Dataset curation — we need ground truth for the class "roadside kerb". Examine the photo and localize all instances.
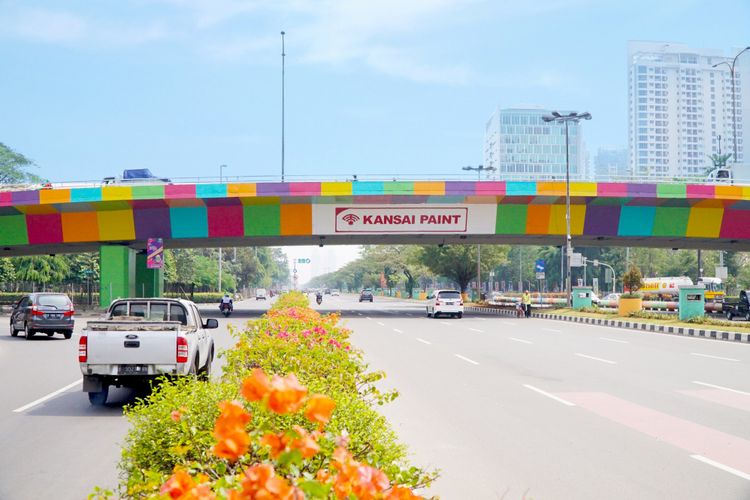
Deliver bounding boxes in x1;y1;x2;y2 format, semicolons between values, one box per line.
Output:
464;306;750;343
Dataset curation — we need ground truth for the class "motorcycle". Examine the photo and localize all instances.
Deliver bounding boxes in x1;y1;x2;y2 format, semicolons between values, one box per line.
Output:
220;302;233;317
316;295;323;305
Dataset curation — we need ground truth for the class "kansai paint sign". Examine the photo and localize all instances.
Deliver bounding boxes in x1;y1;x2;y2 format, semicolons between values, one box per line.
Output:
334;207;468;233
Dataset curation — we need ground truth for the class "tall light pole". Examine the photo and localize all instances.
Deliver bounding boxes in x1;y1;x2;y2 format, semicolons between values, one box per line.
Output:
713;46;750;165
542;111;592;307
462;165;496;300
218;164;227;292
280;31;287;182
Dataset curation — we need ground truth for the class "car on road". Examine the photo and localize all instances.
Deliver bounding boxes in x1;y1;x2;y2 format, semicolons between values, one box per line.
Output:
255;288;267;300
331;289;340;296
602;293;621;302
359;289;374;302
79;298;217;405
10;293;75;340
426;289;464;318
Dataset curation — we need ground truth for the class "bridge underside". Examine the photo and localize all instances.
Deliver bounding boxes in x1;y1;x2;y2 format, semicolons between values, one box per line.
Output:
4;233;749;258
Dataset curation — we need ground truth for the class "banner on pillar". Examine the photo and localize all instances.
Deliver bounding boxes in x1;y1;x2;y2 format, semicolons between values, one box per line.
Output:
147;238;164;269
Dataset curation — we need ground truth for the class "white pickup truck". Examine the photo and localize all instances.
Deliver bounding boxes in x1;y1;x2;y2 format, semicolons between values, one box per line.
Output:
79;298;217;405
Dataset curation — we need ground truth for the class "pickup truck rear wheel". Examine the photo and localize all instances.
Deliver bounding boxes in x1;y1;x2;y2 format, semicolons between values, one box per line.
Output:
88;386;109;406
745;312;750;322
199;349;214;381
726;311;733;320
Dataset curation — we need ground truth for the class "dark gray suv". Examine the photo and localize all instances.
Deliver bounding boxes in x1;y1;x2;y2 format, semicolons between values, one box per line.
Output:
10;293;75;340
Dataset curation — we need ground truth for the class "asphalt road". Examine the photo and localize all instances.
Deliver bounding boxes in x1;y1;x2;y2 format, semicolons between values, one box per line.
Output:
0;294;749;499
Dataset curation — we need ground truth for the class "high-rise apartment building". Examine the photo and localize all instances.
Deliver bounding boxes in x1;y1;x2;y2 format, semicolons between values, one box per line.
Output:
483;107;584;180
594;147;628;179
627;41;748;178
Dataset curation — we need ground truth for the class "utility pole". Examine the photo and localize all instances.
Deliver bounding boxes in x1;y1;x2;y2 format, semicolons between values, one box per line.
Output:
461;164;496;301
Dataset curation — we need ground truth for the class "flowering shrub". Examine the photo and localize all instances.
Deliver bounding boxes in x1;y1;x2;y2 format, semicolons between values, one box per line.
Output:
111;293;436;499
154;368;422;499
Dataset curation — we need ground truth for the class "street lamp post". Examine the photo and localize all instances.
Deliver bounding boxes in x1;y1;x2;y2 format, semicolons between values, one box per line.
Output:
542;112;592;307
281;31;286;182
461;165;496;301
218;164;227;292
713;47;750;165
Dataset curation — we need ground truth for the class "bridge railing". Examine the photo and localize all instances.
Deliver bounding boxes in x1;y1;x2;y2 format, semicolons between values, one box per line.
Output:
1;172;749;192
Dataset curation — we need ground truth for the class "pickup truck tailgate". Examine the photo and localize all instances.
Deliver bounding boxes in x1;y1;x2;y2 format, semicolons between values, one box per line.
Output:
85;321;180;365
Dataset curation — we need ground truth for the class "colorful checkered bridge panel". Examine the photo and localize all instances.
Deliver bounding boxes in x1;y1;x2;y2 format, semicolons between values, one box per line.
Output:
1;181;750;248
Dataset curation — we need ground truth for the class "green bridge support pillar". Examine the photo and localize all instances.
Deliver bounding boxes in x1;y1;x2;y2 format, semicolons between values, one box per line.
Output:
99;246;136;307
135;252;164;298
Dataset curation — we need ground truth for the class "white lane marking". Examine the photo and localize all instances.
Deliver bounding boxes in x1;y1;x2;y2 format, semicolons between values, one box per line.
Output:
690;455;750;481
365;317;372;320
692;381;750;396
455;354;479;365
575;353;617;365
440;321;452;326
474;318;487;321
690;353;739;362
393;328;404;334
600;337;629;344
523;384;576;407
542;328;561;333
509;337;533;344
376;321;385;326
14;379;82;413
357;313;363;316
416;337;432;345
501;321;518;326
468;328;484;333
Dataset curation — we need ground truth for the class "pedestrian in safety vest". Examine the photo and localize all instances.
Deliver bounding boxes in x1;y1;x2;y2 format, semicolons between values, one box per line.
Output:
522;290;532;318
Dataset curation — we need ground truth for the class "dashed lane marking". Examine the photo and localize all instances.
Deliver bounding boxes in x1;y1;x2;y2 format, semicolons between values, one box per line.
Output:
691;353;739;362
509;337;533;344
454;354;479;365
523;384;576;407
575;353;617;365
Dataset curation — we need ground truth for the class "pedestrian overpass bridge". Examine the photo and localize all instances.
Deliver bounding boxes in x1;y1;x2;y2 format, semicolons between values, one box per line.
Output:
1;179;748;304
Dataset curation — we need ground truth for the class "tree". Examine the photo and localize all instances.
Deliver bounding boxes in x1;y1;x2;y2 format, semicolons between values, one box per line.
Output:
418;244;509;293
622;265;644;295
0;258;15;283
0;142;43;184
13;256;70;286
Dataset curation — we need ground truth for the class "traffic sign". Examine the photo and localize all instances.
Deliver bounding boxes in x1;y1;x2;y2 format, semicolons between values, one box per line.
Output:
535;259;545;273
570;253;584;267
535;272;545;280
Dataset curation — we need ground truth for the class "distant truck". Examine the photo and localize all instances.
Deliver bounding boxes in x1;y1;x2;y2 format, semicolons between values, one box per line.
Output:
103;168;171;185
640;276;725;302
722;290;750;321
79;298;217;406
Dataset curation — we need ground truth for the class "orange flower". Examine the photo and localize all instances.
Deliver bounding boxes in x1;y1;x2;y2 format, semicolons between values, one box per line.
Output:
315;469;332;484
171;410;182;422
212;401;252;461
384;485;423;500
239;463;299;499
261;432;285;458
304;394;336;426
160;469;216;500
261;426;320;460
266;373;308;414
351;465;389;499
288;425;320;459
161;469;196;498
241;368;272;402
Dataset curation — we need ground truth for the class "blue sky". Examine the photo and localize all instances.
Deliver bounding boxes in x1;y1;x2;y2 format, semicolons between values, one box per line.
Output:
1;0;749;183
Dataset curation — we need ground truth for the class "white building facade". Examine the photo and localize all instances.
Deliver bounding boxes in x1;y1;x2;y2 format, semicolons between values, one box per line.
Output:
483;107;585;180
627;41;748;179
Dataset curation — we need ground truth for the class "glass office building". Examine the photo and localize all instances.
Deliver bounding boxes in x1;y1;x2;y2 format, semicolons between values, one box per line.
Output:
483;107;584;180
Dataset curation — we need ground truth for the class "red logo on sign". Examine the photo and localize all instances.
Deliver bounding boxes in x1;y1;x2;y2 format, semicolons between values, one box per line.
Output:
342;213;360;225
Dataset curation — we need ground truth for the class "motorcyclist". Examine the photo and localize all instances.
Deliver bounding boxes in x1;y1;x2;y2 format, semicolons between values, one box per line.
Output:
220;293;233;312
315;291;323;304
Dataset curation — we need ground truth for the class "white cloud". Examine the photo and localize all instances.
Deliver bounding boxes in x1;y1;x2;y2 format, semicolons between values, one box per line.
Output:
1;6;167;47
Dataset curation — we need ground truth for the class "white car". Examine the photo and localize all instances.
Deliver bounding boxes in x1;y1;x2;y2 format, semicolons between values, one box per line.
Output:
255;288;267;300
331;289;340;296
426;290;464;319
